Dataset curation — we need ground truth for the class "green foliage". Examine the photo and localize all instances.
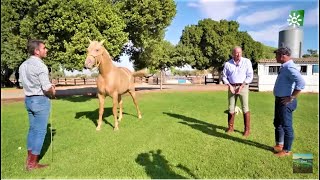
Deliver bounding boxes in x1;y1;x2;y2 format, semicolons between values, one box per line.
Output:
137;40;176;70
51;70;65;79
261;45;277;59
302;49;319;58
118;0;176;69
91;72;99;78
1;0;128;72
178;19;265;70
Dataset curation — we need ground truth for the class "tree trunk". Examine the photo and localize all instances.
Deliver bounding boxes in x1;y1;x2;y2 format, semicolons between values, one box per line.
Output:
218;70;223;84
160;70;163;90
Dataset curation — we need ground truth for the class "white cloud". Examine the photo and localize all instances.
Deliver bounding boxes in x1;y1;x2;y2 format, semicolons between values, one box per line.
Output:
304;7;319;26
198;0;238;20
237;6;292;25
187;2;200;8
247;23;288;47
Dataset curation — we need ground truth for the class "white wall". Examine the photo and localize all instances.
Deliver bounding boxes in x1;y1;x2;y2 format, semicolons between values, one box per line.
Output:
257;64;319;93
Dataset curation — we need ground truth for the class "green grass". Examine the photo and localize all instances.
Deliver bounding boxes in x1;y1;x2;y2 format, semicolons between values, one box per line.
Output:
1;91;318;179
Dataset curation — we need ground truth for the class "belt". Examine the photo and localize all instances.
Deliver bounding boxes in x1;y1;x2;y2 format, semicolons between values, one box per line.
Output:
276;96;289;99
230;83;243;86
26;95;45;97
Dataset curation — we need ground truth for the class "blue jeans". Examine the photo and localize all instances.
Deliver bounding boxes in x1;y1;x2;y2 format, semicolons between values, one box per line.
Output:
273;97;297;152
25;96;51;155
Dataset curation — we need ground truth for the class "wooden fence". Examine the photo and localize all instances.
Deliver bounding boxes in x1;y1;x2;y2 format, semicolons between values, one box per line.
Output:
52;78;97;86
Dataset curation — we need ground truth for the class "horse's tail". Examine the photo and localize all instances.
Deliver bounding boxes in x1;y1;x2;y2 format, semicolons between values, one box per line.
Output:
132;68;148;77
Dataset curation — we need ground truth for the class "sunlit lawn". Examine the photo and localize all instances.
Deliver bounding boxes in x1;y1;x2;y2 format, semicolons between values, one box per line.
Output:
1;91;318;179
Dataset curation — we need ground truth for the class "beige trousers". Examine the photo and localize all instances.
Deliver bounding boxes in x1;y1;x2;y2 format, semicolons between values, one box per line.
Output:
228;84;250;114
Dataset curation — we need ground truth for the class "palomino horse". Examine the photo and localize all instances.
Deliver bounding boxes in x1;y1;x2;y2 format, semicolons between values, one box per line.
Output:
84;40;145;131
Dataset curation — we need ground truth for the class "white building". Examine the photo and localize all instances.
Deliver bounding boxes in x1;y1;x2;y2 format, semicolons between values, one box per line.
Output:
257;57;319;93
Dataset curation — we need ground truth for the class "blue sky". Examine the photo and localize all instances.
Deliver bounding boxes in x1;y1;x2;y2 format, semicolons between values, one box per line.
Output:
75;0;319;74
165;0;319;53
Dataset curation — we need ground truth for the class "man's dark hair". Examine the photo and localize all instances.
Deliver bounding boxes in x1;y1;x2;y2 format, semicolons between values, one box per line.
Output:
273;47;291;56
27;39;45;55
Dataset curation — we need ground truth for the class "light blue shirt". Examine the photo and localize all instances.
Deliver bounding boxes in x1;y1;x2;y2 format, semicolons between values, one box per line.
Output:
222;57;253;84
273;60;305;97
19;56;52;96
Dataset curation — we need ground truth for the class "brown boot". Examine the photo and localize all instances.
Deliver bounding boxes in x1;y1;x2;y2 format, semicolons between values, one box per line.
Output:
243;111;250;137
26;153;49;171
25;150;32;169
225;113;235;133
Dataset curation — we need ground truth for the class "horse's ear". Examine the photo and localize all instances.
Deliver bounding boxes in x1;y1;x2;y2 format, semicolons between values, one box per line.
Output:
99;40;105;45
87;38;92;44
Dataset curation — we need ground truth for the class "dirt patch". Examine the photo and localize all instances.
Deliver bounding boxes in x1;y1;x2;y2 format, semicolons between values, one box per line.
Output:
1;84;228;104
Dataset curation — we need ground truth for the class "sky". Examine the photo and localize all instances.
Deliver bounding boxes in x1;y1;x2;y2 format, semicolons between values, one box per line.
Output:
166;0;318;50
68;0;319;75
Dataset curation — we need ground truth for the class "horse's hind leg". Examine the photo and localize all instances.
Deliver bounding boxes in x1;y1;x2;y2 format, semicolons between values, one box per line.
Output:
96;93;105;131
129;90;142;119
112;94;119;131
118;95;123;122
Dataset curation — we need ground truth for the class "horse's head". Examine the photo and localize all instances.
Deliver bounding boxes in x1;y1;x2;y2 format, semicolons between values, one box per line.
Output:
85;39;105;69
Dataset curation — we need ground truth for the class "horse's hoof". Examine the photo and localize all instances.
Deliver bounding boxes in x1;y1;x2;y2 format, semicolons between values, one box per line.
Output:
96;127;101;131
138;115;142;119
114;127;119;131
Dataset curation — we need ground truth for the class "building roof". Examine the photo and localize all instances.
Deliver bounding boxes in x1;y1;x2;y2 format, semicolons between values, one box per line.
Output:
258;57;319;64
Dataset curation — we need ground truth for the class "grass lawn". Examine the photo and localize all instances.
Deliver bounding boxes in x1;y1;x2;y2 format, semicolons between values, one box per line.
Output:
1;91;318;179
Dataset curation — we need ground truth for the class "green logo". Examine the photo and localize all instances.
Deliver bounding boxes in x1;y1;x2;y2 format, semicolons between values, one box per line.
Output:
287;10;304;27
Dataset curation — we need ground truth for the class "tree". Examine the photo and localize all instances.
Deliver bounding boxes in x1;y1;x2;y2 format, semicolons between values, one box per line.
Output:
179;19;264;73
1;0;128;87
302;49;319;57
140;40;176;89
117;0;176;69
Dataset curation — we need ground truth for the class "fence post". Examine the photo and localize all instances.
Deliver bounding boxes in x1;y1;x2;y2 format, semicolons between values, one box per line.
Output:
65;78;67;85
74;79;76;85
205;76;207;85
84;78;86;85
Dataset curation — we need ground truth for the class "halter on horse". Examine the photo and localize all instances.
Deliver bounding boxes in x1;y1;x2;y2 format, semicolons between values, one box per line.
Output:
85;40;145;131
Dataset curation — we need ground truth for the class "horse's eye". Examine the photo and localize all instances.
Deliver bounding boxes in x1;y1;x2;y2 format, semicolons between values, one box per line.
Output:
96;49;99;52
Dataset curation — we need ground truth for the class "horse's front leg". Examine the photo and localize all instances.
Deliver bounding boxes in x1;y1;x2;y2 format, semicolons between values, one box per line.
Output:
118;95;123;122
96;93;105;131
112;94;119;131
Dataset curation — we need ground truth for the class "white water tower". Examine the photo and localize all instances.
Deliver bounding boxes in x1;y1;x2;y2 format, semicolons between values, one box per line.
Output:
278;25;303;58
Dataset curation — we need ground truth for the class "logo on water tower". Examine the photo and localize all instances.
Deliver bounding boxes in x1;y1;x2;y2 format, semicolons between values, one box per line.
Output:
287;10;304;27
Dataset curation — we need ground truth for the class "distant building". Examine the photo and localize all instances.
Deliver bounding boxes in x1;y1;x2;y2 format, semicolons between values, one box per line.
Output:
257;57;319;93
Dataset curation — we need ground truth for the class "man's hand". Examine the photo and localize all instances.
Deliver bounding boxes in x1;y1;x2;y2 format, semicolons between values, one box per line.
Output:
281;96;294;105
44;85;56;99
229;85;235;94
51;84;56;98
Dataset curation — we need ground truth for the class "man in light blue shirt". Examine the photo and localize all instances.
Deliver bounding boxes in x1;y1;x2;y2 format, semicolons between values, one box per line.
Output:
222;46;253;137
272;47;305;157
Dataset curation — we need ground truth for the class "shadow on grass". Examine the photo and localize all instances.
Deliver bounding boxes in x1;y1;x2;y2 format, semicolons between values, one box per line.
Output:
74;108;114;128
163;112;273;152
136;149;198;179
55;94;96;103
39;123;56;161
74;107;138;129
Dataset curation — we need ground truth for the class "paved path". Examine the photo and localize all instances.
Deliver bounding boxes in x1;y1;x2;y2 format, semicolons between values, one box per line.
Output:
1;84;228;103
